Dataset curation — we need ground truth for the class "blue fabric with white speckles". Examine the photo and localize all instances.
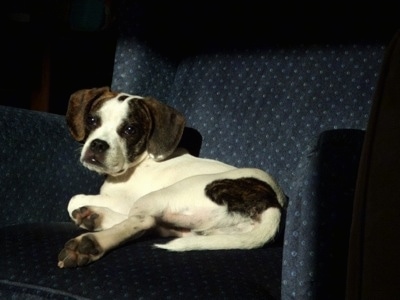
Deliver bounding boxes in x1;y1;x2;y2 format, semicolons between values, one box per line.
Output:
0;223;283;299
112;33;384;299
0;106;103;227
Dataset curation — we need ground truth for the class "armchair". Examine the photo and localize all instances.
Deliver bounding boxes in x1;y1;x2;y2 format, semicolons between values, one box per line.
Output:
1;1;399;299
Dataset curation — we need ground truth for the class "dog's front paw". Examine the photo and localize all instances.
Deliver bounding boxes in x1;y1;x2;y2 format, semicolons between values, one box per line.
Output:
57;234;104;268
72;206;102;231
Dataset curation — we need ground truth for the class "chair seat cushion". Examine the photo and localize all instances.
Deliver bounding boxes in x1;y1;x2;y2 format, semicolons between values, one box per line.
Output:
1;223;283;299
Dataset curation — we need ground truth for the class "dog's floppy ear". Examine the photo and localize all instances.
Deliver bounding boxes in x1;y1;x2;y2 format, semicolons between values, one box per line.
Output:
141;97;186;161
66;86;115;142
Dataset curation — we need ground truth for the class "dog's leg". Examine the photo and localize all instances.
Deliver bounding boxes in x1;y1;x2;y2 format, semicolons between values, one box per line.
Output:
68;194;131;231
71;206;128;231
154;207;281;251
58;214;155;268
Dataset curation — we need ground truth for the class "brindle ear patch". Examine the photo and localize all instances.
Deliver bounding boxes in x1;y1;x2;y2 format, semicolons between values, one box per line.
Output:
66;87;117;142
140;98;186;160
205;177;281;221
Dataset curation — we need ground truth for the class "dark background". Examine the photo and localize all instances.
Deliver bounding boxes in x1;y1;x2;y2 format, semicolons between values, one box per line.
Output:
1;0;400;115
0;0;119;115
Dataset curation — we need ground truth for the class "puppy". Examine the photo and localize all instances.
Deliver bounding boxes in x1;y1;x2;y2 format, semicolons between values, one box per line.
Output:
57;87;286;268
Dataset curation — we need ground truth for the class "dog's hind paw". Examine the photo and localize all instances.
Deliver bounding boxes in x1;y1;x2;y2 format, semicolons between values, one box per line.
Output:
57;234;104;268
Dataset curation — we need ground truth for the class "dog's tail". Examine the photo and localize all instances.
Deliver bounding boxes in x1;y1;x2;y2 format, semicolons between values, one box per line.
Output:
153;207;281;251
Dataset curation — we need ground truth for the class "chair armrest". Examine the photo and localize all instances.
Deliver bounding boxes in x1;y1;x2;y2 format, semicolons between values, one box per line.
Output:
0;106;102;227
282;129;365;299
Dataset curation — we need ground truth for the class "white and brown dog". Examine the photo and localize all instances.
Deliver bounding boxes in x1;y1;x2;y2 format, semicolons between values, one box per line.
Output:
57;87;286;268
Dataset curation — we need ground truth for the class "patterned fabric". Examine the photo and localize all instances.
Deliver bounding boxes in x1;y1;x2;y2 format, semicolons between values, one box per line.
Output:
0;106;103;227
114;44;383;177
0;223;282;299
112;37;178;100
283;129;365;299
112;38;384;299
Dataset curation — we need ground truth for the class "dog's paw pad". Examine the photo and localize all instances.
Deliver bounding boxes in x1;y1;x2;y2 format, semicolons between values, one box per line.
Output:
58;234;103;268
82;213;100;230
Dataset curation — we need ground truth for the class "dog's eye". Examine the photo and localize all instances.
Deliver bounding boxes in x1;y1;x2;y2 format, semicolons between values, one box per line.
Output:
86;115;98;128
123;125;136;136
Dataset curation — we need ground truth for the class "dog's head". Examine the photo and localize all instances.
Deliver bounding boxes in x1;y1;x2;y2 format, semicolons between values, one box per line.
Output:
66;87;186;176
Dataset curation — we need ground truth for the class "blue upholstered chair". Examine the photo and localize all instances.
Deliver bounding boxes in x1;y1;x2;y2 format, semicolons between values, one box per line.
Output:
1;1;398;299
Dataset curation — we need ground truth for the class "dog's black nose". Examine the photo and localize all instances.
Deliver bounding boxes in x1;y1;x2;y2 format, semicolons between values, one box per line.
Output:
90;139;110;153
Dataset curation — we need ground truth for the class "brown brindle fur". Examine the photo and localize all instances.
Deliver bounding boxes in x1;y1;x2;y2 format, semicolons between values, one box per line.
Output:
205;177;282;221
66;87;118;142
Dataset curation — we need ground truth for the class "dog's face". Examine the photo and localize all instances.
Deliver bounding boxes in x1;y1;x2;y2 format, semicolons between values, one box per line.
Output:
66;87;185;176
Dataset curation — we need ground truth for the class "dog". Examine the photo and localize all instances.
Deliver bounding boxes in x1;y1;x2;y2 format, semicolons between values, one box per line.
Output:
57;86;286;268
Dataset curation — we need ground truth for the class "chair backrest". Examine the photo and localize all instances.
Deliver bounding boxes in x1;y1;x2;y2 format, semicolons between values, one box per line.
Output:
110;2;388;298
113;40;384;194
